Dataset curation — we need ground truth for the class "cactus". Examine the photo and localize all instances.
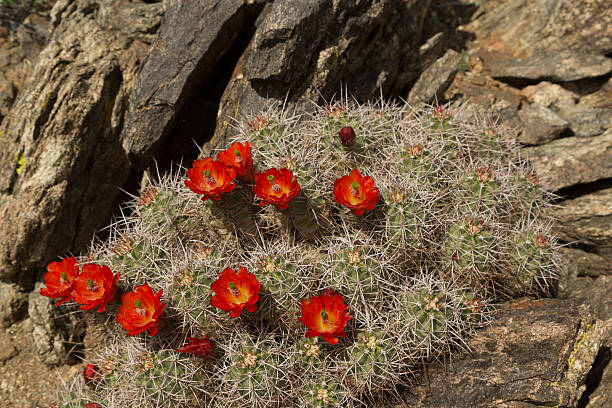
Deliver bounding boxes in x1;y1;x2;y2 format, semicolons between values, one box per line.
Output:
44;100;562;408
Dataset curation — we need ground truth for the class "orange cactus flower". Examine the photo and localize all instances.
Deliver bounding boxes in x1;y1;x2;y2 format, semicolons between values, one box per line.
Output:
177;335;214;358
298;292;352;345
71;264;119;312
210;267;260;317
40;257;80;306
252;168;300;210
116;283;165;336
217;141;254;183
333;169;380;216
185;157;237;201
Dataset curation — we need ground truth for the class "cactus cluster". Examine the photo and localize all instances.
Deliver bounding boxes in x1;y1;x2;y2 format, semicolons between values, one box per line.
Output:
45;99;561;407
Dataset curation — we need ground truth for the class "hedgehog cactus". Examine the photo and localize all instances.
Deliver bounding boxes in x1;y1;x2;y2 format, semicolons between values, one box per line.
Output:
42;99;561;407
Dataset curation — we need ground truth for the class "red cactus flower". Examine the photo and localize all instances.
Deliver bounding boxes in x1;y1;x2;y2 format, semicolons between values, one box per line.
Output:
217;141;254;183
298;292;352;345
338;126;356;146
71;264;119;312
85;404;102;408
83;364;102;386
252;168;300;210
116;283;165;336
210;267;260;318
177;335;214;358
185;157;237;201
333;169;380;216
40;257;80;306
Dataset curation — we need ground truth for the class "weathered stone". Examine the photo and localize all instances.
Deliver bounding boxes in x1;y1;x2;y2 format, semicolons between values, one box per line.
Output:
521;81;612;138
209;0;430;152
560;248;610;278
518;103;568;145
401;298;610;408
0;282;27;328
408;49;461;107
464;0;612;81
585;341;612;408
121;0;263;167
0;0;163;287
561;276;612;321
480;48;612;82
523;129;612;192
0;332;17;365
554;188;612;260
27;282;84;366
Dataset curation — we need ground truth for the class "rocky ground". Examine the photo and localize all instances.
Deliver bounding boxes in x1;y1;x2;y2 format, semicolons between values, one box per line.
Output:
0;0;611;407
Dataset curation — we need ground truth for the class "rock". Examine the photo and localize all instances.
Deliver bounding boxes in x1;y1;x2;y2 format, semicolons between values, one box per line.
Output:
0;332;17;365
27;282;84;366
554;188;612;260
0;0;163;287
561;248;610;278
518;103;568;145
480;48;612;82
209;0;430;152
585;343;612;408
463;0;612;81
407;49;461;107
521;81;612;138
523;128;612;192
401;298;611;408
561;276;612;321
123;0;431;164
0;282;27;328
121;0;265;167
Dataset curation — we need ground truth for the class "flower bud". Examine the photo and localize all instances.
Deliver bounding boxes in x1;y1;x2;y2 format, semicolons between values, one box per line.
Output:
338;126;356;146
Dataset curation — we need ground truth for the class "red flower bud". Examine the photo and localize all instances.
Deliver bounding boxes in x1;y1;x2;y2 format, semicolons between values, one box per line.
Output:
338;126;356;146
185;157;237;201
83;364;102;386
116;283;165;336
333;169;380;216
177;335;214;359
210;267;260;318
40;257;80;306
252;168;300;210
298;293;352;345
71;264;119;313
85;404;102;408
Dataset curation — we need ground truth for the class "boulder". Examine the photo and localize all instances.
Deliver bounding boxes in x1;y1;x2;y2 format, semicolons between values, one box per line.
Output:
0;282;27;328
0;0;163;287
407;49;461;107
518;103;568;145
523;129;612;192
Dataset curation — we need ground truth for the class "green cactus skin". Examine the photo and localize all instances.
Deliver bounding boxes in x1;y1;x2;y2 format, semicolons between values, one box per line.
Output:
225;341;288;405
299;376;348;408
134;350;200;407
401;289;452;347
343;329;398;392
455;167;500;215
507;231;551;295
441;217;494;282
294;336;326;371
256;255;307;317
327;246;381;303
383;190;424;260
399;144;438;185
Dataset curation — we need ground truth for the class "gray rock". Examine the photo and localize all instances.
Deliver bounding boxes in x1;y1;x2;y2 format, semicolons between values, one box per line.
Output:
0;0;163;286
408;49;461;107
560;248;610;278
27;282;84;366
521;80;612;138
401;298;611;408
523;128;612;192
518;103;569;145
554;188;612;260
481;49;612;82
123;0;431;163
209;0;430;152
0;282;27;327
